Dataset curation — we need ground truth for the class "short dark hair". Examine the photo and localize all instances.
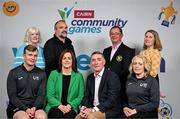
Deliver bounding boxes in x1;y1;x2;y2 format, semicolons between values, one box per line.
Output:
54;20;66;30
23;45;38;54
58;49;77;72
90;51;105;60
110;26;123;35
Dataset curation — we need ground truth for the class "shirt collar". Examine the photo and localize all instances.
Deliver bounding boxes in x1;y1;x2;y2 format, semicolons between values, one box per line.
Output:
94;67;105;78
112;42;121;49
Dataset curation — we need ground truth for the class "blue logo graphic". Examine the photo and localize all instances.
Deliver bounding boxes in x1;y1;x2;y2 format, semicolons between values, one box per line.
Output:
58;1;77;20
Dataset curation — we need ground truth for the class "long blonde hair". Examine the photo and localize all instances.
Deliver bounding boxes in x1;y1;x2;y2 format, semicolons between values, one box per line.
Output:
129;55;151;78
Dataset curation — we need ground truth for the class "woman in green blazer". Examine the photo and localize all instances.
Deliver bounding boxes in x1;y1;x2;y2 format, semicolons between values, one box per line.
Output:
45;49;84;118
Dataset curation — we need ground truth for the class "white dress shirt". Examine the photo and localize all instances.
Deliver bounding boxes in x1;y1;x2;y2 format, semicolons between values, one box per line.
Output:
93;67;105;111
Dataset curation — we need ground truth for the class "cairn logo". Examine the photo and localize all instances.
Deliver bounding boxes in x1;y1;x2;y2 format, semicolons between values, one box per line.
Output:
158;1;178;27
3;0;20;16
58;1;77;20
159;92;173;119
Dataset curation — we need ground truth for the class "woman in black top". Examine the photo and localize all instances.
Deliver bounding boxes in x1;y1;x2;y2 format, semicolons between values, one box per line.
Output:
123;55;160;119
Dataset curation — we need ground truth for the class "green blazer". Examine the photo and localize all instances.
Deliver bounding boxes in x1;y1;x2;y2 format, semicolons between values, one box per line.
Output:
45;70;84;114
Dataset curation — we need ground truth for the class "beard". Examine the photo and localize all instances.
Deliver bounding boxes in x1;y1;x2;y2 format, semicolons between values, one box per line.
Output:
59;31;67;39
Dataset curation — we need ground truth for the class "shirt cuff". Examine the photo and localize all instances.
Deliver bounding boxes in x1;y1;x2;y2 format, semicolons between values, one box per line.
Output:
93;106;100;112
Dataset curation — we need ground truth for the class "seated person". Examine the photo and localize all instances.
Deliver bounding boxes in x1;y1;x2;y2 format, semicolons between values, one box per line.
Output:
45;49;84;118
123;55;160;119
75;51;121;119
6;45;47;119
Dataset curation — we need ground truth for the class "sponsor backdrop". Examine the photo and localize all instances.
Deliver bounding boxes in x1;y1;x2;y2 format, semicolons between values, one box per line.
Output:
1;0;179;118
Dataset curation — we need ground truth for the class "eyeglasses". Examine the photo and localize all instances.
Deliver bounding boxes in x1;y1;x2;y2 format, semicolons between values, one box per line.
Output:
110;33;121;36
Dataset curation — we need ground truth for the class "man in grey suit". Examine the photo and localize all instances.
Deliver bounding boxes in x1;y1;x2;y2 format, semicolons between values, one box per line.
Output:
75;51;121;119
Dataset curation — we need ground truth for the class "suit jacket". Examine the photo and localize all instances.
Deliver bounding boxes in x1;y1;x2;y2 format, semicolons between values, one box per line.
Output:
81;69;121;118
45;70;84;114
103;43;135;101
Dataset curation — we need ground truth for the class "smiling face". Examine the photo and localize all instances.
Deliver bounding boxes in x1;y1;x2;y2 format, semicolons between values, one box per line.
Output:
90;53;105;74
55;21;68;39
110;27;123;45
144;32;155;49
3;1;20;16
132;57;145;76
23;49;38;67
29;31;40;45
62;52;73;69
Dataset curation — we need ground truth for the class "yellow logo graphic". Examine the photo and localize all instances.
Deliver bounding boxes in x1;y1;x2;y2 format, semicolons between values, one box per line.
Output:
158;1;178;27
3;0;20;16
116;55;123;62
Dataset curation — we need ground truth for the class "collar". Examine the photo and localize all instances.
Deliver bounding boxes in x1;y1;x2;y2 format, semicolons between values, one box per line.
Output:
112;42;121;49
94;67;105;78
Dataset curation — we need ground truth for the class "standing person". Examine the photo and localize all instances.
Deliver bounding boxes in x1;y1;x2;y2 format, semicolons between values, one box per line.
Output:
14;27;45;69
103;26;135;104
6;45;47;119
139;29;162;80
123;55;159;119
75;51;121;119
43;20;76;78
45;49;84;118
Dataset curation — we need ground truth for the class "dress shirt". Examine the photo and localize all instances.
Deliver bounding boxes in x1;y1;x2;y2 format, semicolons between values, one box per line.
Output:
93;67;105;111
110;42;121;61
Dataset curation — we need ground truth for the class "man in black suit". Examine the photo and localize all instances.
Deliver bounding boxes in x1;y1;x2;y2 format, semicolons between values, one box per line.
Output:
103;26;135;105
75;51;121;119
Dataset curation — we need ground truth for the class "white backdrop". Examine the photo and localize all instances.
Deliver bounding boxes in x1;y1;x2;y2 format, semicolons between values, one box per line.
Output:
1;0;180;118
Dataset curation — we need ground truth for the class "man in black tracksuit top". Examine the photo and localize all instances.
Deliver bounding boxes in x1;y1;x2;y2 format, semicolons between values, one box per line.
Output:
6;45;47;119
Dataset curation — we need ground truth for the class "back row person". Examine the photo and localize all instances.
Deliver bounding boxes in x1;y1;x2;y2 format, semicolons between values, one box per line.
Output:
14;27;45;69
139;29;162;81
103;26;135;108
43;20;76;78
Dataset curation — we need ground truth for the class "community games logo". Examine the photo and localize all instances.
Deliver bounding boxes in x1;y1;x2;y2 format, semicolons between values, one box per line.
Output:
57;2;128;34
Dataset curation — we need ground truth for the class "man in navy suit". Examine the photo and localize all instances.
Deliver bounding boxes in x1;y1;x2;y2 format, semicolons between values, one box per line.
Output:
103;26;135;106
75;51;121;119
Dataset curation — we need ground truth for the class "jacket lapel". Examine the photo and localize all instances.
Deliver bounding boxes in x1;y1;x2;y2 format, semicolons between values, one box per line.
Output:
110;43;124;64
98;69;107;97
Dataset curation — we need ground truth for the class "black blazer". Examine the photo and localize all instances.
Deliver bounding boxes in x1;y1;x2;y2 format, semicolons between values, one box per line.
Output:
81;69;121;118
103;43;135;101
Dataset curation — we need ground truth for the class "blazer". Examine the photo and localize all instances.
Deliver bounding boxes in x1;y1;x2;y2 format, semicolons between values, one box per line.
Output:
103;43;135;101
45;70;84;114
81;69;121;118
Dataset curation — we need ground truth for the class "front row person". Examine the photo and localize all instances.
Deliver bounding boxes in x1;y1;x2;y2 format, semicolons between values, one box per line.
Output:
123;55;160;119
6;45;47;119
45;49;84;118
75;51;121;119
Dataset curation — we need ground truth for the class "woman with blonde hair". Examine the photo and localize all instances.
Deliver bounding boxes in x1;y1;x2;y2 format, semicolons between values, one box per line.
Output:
123;55;159;119
14;27;45;69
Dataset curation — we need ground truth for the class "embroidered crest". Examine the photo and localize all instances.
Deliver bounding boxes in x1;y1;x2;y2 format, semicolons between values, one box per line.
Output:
116;55;123;62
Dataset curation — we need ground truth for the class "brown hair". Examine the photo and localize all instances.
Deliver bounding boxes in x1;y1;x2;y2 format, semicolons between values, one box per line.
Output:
23;45;38;54
143;29;162;51
58;49;77;72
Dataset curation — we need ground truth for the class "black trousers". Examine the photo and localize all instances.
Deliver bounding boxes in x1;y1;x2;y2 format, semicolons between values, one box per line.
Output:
48;106;76;119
